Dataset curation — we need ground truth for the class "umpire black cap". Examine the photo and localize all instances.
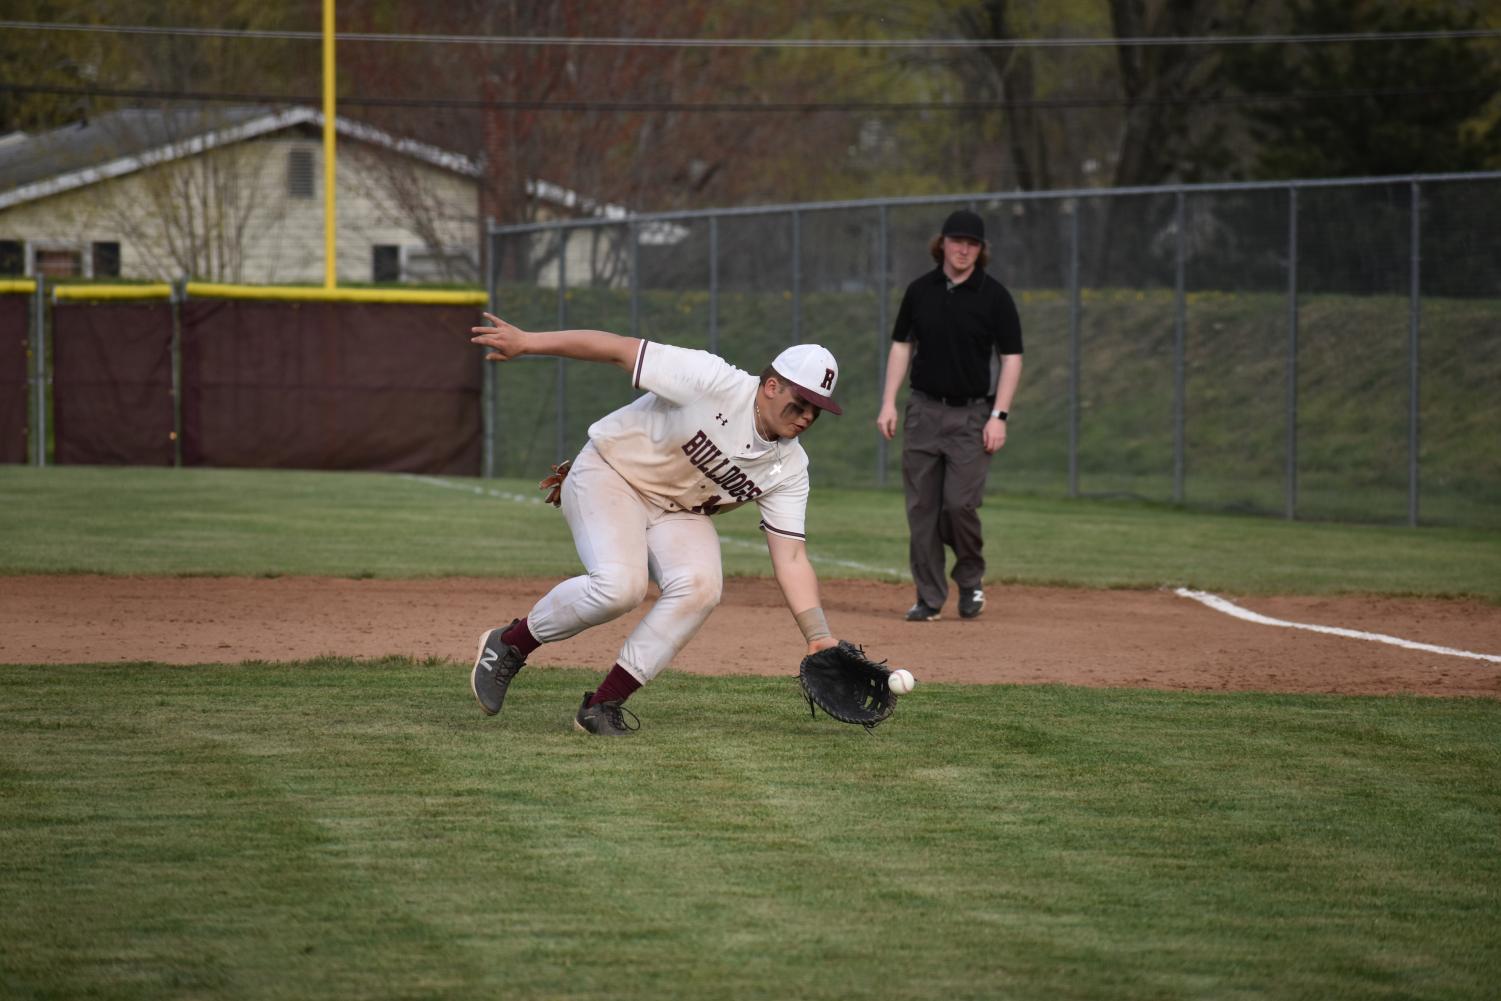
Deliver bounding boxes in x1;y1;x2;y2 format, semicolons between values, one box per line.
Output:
941;209;986;243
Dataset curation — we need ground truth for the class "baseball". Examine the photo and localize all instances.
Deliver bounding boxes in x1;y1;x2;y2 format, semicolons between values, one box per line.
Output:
888;669;916;695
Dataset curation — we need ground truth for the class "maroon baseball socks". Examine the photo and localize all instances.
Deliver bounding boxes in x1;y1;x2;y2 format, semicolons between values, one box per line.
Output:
499;619;639;710
500;618;541;659
589;665;641;706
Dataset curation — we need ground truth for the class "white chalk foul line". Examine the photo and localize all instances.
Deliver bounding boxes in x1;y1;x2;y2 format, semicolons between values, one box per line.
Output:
713;533;905;577
1174;587;1501;664
404;473;546;507
403;474;907;578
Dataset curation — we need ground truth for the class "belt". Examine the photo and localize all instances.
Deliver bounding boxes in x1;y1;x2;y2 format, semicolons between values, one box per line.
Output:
914;389;994;408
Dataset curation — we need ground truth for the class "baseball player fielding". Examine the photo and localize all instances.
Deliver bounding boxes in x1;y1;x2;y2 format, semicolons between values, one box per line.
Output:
466;312;850;736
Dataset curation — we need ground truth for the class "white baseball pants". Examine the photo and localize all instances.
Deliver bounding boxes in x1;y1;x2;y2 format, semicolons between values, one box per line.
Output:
524;444;723;683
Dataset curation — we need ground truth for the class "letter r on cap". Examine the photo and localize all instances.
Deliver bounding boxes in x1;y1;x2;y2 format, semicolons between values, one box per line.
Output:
821;368;834;390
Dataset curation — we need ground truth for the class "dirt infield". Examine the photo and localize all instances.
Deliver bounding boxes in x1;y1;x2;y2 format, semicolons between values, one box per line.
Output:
3;575;1498;698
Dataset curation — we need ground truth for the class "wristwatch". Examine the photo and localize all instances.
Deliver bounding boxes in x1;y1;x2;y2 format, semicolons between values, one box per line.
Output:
990;409;1008;421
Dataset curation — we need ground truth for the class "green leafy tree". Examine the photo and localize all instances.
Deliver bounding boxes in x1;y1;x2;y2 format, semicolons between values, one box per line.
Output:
0;1;119;133
1230;0;1501;178
0;0;314;133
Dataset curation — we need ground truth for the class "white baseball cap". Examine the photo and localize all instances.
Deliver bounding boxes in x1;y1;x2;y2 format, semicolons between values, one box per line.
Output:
771;344;842;415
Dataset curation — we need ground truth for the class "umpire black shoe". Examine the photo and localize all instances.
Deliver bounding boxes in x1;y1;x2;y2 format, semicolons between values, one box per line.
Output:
904;601;941;622
471;622;525;716
959;588;986;619
573;691;640;736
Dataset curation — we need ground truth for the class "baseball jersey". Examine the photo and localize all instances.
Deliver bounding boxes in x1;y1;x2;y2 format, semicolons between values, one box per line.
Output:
587;340;812;541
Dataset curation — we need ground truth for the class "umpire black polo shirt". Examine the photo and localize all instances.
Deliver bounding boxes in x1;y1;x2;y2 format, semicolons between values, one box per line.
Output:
892;266;1023;400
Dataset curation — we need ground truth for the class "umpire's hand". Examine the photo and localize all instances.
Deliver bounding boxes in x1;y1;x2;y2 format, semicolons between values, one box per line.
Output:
983;415;1008;454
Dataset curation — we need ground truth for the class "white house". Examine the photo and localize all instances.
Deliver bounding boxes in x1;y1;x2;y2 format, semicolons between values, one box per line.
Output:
0;105;491;285
1;106;686;289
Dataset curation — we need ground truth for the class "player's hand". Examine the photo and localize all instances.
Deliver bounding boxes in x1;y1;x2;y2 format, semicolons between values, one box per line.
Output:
875;404;898;440
983;416;1007;454
806;635;839;656
470;312;528;361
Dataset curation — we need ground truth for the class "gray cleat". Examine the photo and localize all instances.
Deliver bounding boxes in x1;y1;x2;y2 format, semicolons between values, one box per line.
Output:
573;691;640;736
471;622;525;716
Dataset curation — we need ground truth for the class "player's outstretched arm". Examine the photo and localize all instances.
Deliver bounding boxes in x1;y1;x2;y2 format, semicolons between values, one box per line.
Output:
470;312;640;371
766;533;839;655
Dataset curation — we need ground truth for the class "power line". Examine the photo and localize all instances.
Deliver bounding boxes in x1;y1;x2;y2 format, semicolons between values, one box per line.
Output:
3;82;1491;114
2;19;1499;49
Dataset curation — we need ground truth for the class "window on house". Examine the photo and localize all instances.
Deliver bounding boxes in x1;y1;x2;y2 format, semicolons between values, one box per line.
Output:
403;247;479;283
35;249;82;277
372;244;400;283
287;148;315;198
0;240;21;276
92;241;121;278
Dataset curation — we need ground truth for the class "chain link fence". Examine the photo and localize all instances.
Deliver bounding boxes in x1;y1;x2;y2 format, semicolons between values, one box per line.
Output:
486;172;1501;529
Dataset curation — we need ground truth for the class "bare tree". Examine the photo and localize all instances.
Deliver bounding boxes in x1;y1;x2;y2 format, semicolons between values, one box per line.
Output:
78;109;269;282
339;1;862;216
953;0;1051;190
1107;0;1250;189
341;144;480;284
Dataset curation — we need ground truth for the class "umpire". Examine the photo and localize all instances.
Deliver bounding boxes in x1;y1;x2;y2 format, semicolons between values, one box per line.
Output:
876;208;1024;622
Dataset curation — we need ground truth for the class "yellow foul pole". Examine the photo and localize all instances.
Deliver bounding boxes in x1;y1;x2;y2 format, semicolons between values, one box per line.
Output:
322;0;337;288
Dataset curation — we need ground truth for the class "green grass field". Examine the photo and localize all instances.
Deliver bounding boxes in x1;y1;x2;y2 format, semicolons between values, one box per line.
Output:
2;466;1499;1000
3;466;1499;597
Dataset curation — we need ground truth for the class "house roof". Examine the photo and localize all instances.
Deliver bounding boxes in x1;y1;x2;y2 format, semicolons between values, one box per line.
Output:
0;105;481;211
0;105;684;244
525;178;688;246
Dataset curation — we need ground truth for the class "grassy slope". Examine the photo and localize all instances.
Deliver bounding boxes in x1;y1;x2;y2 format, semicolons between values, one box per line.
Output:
490;284;1501;528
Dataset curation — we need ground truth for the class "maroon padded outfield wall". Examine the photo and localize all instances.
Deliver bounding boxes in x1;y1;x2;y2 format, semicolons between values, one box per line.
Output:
52;301;175;466
179;300;484;474
0;295;28;463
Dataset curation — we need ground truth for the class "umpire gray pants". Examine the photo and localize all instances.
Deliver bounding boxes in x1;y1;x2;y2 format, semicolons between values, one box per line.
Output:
902;391;992;611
